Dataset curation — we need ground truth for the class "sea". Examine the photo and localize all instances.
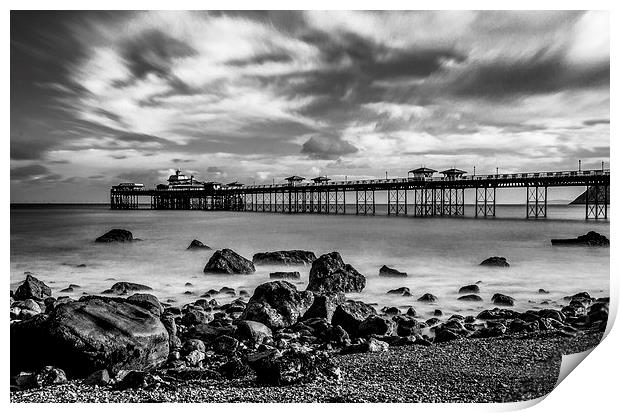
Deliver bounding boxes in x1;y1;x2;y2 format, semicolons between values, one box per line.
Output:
10;204;610;318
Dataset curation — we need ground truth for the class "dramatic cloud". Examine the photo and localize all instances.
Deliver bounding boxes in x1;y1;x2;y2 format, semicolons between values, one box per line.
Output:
10;11;609;202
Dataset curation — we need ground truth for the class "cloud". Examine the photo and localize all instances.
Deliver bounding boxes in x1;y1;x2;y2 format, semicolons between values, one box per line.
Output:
301;135;359;160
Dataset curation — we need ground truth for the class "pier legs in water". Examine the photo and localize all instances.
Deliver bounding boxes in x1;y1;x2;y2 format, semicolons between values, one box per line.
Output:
585;185;608;219
475;187;496;218
526;186;547;219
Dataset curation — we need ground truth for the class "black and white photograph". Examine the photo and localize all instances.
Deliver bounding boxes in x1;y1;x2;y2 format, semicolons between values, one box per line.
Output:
8;7;612;405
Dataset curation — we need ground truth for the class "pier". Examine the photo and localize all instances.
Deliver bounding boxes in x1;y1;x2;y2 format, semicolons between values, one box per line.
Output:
110;168;610;219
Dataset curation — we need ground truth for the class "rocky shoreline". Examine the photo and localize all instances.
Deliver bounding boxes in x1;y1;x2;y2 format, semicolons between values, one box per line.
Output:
10;231;609;403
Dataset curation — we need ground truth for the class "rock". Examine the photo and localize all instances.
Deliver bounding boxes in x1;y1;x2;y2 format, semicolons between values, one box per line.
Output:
14;372;38;390
551;231;609;246
382;306;401;315
219;357;251;379
480;257;510;267
247;348;338;385
235;320;272;343
185;324;236;343
476;308;519;320
458;294;483;302
14;298;42;313
434;329;460;343
187;239;211;250
269;271;301;280
115;370;161;389
434;309;443;317
213;335;240;355
492;293;515;306
458;284;480;294
252;250;317;266
35;366;67;387
343;337;389;354
14;274;52;301
331;300;377;337
204;249;255;274
379;265;407;277
60;287;74;293
95;229;134;243
102;282;152;295
358;315;395;336
301;294;344;326
185;350;205;367
84;369;111;386
306;252;366;294
406;307;417;317
181;308;212;326
127;293;163;316
10;296;169;377
417;293;437;303
538;289;550;294
387;287;411;296
241;281;314;329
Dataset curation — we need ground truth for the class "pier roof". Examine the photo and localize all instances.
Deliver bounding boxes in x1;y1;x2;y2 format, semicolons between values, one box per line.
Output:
409;167;437;174
440;168;467;175
285;175;305;182
227;181;244;187
311;176;331;183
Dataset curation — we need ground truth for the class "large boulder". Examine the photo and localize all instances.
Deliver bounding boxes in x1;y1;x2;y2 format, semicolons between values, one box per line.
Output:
127;293;163;317
458;284;480;294
551;231;609;246
95;229;134;243
331;300;377;337
204;249;255;274
306;252;366;294
480;257;510;267
102;282;152;295
240;281;314;329
10;296;169;377
235;320;273;343
247;348;339;385
14;274;52;301
269;271;301;280
252;250;317;266
358;315;395;337
379;265;407;277
302;293;345;323
492;293;515;306
187;239;211;250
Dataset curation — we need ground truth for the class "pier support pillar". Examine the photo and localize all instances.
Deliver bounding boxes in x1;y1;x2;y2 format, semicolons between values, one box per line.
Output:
526;186;547;218
388;188;407;215
475;187;496;217
585;185;608;219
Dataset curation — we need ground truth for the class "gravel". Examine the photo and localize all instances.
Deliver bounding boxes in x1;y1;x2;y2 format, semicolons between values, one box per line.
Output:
11;330;602;403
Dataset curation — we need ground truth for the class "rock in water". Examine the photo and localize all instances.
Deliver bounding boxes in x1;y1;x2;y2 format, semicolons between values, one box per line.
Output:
102;282;152;295
187;239;211;250
417;293;438;302
14;274;52;301
204;249;255;274
95;229;133;243
387;287;411;296
306;252;366;294
551;231;609;246
331;300;377;337
492;293;515;306
241;281;314;329
458;284;480;294
269;271;301;280
379;265;407;277
10;296;169;377
127;293;163;316
252;250;317;266
480;257;510;267
458;294;483;302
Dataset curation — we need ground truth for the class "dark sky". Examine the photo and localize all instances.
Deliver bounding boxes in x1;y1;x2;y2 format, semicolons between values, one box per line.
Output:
11;11;609;202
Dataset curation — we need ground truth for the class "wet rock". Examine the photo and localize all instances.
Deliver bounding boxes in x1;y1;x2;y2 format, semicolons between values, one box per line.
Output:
160;314;179;349
181;308;212;326
186;324;236;343
537;309;566;323
458;294;483;302
204;249;255;274
492;293;515;306
84;369;111;386
187;239;211;250
382;306;401;315
358;315;395;337
551;231;609;246
343;337;389;354
127;293;163;317
306;252;366;294
406;307;417;317
476;308;519;320
95;229;134;243
102;282;152;295
213;335;240;355
241;281;314;329
331;300;377;337
434;329;461;343
14;274;52;301
417;293;437;303
14;372;38;390
219;357;251;380
247;348;339;385
426;317;440;326
10;296;169;377
252;250;317;266
480;257;510;267
387;287;411;296
60;287;74;293
433;309;443;317
302;292;345;323
458;284;480;294
394;316;422;337
185;350;205;367
379;265;407;277
269;271;301;280
235;320;272;343
538;288;550;294
34;366;68;387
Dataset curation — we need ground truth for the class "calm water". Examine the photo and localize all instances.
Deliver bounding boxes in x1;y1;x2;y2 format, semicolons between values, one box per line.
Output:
10;204;610;318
